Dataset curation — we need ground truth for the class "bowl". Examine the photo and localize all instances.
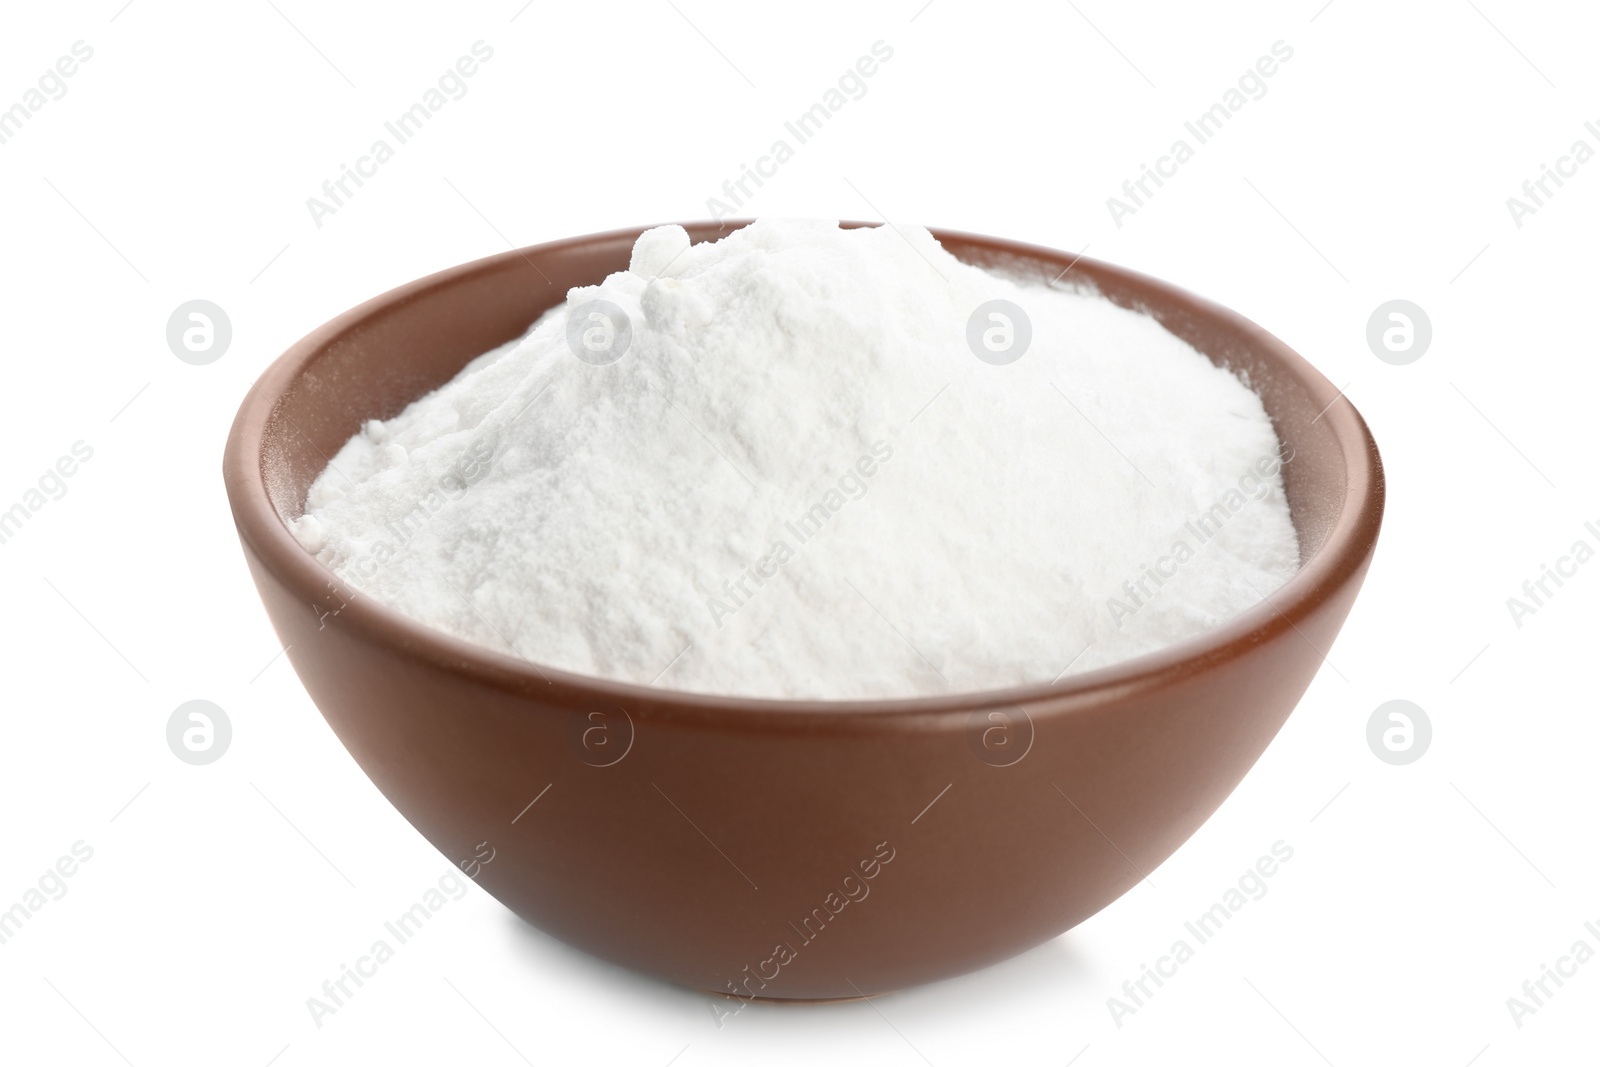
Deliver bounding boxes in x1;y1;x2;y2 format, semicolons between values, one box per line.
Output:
222;221;1384;1000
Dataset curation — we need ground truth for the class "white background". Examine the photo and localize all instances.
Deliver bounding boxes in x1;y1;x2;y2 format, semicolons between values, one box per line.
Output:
1;1;1596;1064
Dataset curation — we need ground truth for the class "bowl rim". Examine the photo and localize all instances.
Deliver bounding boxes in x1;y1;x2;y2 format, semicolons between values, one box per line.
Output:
222;221;1384;725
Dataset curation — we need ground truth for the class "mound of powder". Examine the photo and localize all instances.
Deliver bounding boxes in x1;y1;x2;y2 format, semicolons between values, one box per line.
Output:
291;219;1299;700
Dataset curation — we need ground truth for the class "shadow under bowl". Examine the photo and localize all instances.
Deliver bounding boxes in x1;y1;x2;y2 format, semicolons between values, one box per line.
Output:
222;222;1384;1000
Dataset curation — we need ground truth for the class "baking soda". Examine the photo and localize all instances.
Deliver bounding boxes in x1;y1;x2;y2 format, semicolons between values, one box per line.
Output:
292;219;1299;699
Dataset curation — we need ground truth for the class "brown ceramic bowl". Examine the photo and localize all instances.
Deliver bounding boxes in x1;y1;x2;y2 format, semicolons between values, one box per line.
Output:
223;222;1383;1001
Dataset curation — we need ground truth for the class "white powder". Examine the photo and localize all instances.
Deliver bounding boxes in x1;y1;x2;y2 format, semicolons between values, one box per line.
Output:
292;219;1299;700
